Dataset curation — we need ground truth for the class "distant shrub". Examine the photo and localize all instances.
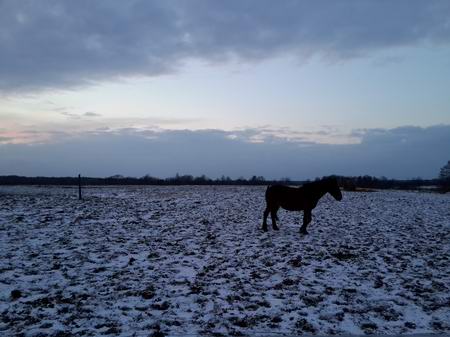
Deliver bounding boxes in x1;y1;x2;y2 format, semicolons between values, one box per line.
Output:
342;178;356;191
438;178;450;193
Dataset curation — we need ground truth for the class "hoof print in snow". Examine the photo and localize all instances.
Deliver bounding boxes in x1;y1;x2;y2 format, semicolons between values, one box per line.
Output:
166;320;182;327
229;316;255;328
10;289;22;300
302;295;323;307
151;301;170;311
250;271;262;280
331;250;357;261
39;322;53;329
228;328;245;336
150;326;166;337
27;296;54;308
324;286;335;295
295;318;316;333
141;286;155;300
52;262;61;270
282;278;296;286
289;256;302;267
374;306;402;321
404;321;416;329
104;326;121;335
374;276;384;288
327;328;339;335
335;311;345;322
147;252;159;259
255;300;271;308
93;266;107;273
431;320;447;331
189;283;203;294
361;322;378;333
53;330;74;337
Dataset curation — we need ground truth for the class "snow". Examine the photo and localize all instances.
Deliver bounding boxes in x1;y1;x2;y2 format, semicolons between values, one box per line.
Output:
0;185;449;336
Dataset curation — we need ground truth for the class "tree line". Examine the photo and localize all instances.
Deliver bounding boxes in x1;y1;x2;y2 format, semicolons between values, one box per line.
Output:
336;175;448;192
0;174;448;192
0;174;280;186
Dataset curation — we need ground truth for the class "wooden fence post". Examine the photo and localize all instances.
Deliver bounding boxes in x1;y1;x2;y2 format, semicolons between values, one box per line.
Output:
78;174;82;200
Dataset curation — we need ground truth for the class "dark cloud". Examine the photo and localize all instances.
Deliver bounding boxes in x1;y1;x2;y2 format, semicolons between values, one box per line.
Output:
1;0;449;92
1;125;448;179
59;110;102;119
59;111;80;119
83;112;101;117
0;136;14;143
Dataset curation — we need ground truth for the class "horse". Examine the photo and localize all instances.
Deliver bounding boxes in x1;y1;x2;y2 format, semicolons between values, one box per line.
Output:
262;177;342;234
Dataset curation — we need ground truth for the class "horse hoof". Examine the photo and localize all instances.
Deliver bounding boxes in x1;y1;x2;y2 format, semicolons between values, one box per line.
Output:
273;227;279;231
262;227;268;232
300;230;308;235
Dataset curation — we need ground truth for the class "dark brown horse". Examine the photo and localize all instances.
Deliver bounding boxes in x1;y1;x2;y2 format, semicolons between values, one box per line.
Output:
262;177;342;234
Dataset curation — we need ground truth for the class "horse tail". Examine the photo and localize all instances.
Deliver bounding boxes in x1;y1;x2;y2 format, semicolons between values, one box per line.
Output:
265;185;271;199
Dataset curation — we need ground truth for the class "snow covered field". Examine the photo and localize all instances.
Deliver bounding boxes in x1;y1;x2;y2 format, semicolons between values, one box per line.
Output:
1;185;449;336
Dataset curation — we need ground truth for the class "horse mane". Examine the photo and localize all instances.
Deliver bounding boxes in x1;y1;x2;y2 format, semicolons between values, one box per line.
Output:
301;177;336;190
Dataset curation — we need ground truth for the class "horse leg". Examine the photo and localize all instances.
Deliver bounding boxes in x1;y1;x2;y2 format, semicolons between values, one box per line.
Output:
271;206;280;230
262;207;270;232
300;209;311;234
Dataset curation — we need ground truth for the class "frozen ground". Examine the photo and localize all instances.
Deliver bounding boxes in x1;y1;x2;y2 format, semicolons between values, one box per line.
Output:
0;185;449;337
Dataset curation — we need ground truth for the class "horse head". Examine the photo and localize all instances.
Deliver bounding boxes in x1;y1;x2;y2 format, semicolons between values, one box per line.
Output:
326;177;342;201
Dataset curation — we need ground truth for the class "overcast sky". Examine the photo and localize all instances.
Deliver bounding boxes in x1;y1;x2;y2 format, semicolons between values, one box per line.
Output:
1;0;449;179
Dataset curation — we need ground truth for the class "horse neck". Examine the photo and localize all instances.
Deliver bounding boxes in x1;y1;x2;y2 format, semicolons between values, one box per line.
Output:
311;183;328;202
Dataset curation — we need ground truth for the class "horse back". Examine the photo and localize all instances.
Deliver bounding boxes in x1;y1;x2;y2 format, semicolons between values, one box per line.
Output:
265;185;306;211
